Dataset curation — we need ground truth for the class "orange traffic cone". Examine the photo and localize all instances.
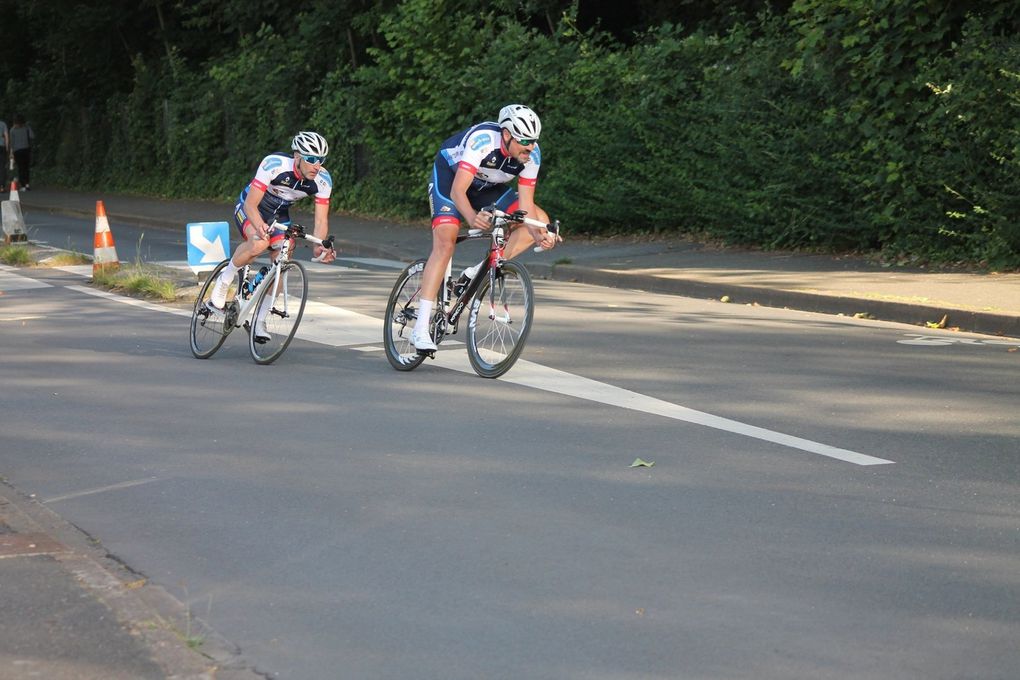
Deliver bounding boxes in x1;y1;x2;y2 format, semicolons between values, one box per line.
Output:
9;180;20;203
92;200;120;275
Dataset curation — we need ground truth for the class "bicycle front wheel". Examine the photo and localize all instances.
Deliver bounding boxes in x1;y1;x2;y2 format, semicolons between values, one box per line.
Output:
249;261;308;365
190;259;237;359
466;261;534;378
383;259;428;371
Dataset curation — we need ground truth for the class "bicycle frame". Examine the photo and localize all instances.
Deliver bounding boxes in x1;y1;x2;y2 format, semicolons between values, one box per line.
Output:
225;237;296;330
384;207;558;376
220;224;333;329
440;227;504;333
439;208;559;335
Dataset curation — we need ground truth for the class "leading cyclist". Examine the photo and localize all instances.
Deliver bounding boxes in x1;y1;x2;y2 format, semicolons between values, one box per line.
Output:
208;131;337;341
410;104;562;351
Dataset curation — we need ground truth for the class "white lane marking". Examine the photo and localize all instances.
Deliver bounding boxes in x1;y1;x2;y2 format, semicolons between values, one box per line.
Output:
334;257;407;269
427;352;894;466
53;265;94;276
899;333;1020;347
67;285;192;316
44;477;161;503
58;282;893;465
0;265;53;291
297;300;383;346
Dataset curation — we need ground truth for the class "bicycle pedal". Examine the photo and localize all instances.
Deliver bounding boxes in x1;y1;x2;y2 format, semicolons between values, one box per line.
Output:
416;348;436;359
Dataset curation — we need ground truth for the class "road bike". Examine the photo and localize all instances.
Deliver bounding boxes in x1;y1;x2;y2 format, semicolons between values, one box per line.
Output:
190;223;333;365
383;208;560;378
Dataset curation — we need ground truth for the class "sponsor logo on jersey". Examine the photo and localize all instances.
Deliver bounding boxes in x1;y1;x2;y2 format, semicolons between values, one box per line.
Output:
440;205;452;212
262;157;283;171
470;133;492;152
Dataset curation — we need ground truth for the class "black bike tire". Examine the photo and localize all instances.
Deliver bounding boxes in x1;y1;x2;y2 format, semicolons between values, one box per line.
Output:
189;259;234;359
248;260;308;365
383;259;429;371
466;260;534;378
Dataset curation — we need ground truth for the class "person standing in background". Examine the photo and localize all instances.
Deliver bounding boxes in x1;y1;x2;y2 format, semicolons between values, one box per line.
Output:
10;114;33;190
0;116;9;192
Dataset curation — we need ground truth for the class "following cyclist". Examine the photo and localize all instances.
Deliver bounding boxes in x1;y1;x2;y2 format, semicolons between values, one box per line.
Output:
410;104;562;351
208;131;337;342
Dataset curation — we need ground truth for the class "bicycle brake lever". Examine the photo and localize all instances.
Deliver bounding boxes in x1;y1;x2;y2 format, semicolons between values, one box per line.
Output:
533;219;562;253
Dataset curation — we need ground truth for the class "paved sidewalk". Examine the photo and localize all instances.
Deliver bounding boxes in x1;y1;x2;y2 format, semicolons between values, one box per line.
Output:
16;187;1020;338
0;482;261;679
3;186;1019;679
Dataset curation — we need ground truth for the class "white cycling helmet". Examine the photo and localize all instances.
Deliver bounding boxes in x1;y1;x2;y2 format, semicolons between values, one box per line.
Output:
291;130;329;158
498;104;541;141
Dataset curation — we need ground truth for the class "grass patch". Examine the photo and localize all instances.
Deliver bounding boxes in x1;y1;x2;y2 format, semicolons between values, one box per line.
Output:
93;265;178;301
43;250;92;266
0;244;32;265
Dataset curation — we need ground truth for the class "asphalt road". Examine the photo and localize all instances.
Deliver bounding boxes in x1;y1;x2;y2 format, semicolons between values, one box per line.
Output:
2;213;1019;679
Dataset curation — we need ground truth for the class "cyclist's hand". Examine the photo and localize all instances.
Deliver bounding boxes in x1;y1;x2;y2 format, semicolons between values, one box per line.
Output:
473;210;494;230
313;244;336;263
254;220;276;241
530;225;559;250
247;223;266;241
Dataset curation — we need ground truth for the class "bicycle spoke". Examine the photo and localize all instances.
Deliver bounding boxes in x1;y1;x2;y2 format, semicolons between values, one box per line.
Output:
189;260;237;359
467;262;534;378
249;261;308;365
384;259;428;371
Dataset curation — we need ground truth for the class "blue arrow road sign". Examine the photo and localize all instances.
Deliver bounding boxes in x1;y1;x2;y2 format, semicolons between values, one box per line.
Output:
187;221;230;273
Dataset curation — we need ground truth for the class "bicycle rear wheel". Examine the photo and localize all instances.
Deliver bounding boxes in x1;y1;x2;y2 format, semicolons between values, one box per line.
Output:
190;260;237;359
466;261;534;378
249;261;308;365
383;259;428;371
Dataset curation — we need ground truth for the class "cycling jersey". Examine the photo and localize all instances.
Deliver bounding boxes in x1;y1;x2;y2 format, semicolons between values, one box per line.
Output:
234;152;332;240
429;122;541;227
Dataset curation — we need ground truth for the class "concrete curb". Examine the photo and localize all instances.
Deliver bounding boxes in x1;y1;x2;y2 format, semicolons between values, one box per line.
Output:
534;264;1020;338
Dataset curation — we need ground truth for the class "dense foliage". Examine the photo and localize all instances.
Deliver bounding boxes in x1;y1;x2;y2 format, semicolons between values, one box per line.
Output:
2;0;1017;266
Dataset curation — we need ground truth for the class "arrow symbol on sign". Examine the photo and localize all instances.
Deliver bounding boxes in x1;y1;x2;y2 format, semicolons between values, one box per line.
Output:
189;226;227;263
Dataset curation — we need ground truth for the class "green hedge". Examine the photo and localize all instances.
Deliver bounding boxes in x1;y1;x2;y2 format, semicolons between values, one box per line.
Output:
14;1;1020;267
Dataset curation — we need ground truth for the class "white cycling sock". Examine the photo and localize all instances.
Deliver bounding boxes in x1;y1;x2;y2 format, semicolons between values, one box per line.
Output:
256;291;273;323
415;299;434;333
219;261;239;284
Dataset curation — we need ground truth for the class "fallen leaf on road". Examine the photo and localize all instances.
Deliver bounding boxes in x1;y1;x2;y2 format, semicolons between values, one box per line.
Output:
630;458;655;468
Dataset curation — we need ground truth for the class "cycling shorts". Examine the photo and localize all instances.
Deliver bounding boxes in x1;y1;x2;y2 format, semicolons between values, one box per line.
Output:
428;160;519;229
233;200;288;245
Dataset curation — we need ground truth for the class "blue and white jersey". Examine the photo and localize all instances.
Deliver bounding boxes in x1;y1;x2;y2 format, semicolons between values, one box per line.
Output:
240;152;332;222
437;122;541;192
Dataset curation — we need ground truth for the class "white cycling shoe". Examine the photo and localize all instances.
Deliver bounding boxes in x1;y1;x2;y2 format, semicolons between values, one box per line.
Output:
208;276;229;312
410;328;437;352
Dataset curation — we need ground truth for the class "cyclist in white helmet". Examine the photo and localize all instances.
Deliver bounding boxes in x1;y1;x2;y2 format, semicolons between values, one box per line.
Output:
207;131;337;340
411;104;562;351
